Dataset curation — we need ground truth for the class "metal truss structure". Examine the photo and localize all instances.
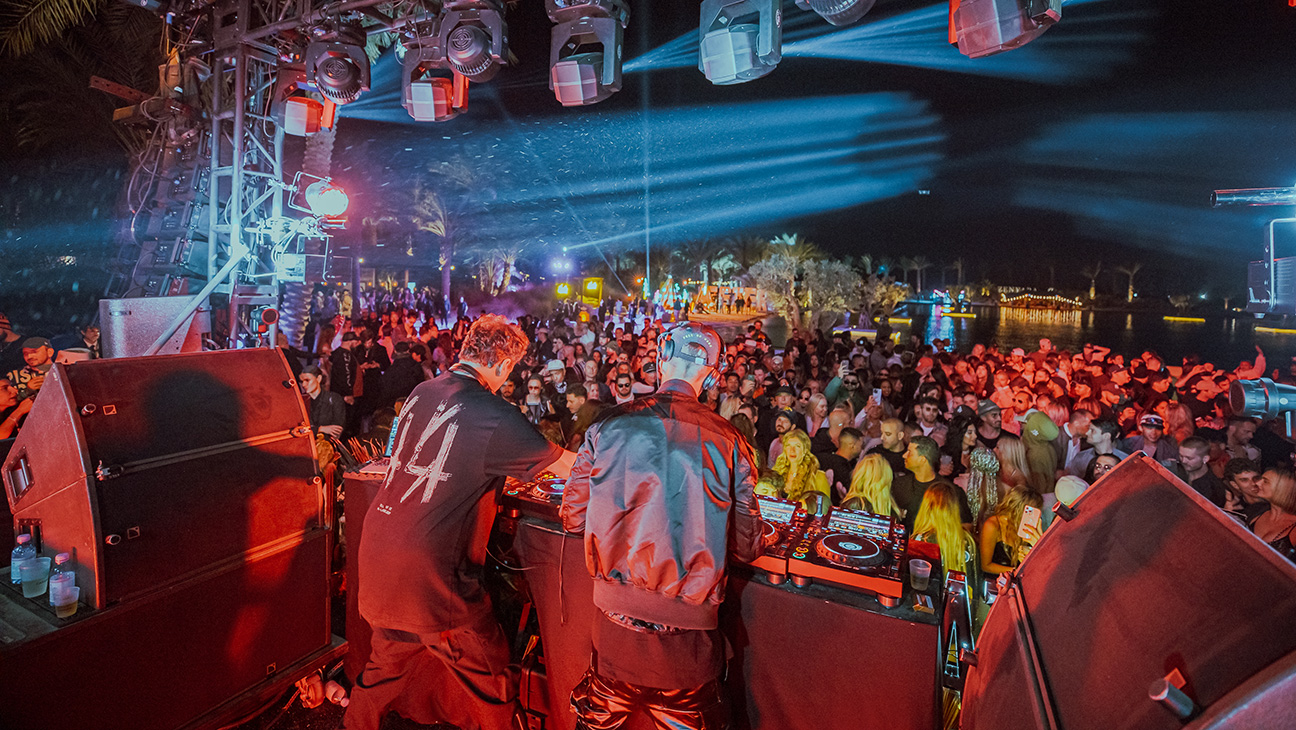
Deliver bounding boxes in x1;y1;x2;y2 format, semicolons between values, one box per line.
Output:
107;0;413;350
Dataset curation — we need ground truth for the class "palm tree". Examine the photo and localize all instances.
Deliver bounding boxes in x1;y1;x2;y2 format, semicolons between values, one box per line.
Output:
768;233;823;267
911;255;932;293
896;257;915;289
946;257;965;288
1080;261;1102;299
727;234;771;272
412;157;493;303
1115;262;1143;303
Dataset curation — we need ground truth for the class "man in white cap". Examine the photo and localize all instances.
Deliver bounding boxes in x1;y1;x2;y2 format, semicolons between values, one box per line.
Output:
544;358;573;420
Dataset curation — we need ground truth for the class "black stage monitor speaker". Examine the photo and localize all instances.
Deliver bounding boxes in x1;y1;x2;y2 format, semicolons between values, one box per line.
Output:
3;349;322;608
962;454;1296;730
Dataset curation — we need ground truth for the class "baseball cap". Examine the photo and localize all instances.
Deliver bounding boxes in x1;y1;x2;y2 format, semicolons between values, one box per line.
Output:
341;332;360;342
1011;347;1026;357
1100;382;1123;396
1055;475;1090;507
772;385;796;398
546;359;566;372
977;399;1001;417
642;361;657;374
1140;413;1164;428
21;337;50;349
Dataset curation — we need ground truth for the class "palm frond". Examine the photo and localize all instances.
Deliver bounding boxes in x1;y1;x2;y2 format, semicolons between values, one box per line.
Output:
0;0;103;58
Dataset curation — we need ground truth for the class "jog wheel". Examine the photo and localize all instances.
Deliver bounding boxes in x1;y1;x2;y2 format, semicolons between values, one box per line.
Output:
530;476;565;498
814;533;886;568
760;520;781;547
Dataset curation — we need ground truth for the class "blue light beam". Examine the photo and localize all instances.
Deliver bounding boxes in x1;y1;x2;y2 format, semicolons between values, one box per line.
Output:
625;0;1152;84
783;0;1152;83
1012;112;1296;255
342;92;942;254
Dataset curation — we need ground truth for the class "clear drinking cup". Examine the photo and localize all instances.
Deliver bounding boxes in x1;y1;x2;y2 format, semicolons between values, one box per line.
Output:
909;558;932;592
54;586;80;618
19;557;52;599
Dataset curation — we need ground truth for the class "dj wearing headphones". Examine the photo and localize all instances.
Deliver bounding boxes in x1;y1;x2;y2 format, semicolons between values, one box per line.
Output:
561;322;761;729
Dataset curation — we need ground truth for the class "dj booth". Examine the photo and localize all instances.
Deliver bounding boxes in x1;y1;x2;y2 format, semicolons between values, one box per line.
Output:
344;469;945;730
511;517;943;730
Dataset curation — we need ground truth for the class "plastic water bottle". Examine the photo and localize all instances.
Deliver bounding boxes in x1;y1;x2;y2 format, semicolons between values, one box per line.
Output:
10;534;35;585
49;553;75;606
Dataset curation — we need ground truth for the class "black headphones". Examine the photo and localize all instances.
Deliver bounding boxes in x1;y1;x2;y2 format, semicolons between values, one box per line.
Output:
657;323;722;390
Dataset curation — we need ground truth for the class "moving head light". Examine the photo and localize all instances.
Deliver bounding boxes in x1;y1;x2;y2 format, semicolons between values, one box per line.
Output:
437;0;509;82
795;0;876;26
402;30;471;122
305;21;371;104
547;0;631;107
698;0;782;85
950;0;1061;59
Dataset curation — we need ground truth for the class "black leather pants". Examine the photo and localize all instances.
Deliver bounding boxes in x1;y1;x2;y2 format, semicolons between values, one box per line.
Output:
570;667;729;730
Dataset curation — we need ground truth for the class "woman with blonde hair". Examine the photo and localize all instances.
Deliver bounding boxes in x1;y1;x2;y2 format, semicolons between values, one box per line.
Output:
979;486;1044;576
842;454;900;518
913;482;978;581
1250;468;1296;563
805;393;830;437
773;429;831;514
1165;402;1195;446
995;437;1031;492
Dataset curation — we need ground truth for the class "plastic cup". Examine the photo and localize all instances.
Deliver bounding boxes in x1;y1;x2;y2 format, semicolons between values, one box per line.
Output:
20;557;52;599
909;559;932;592
54;586;80;618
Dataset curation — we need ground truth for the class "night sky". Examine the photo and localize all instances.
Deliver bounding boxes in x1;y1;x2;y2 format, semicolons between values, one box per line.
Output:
5;0;1296;322
323;0;1296;299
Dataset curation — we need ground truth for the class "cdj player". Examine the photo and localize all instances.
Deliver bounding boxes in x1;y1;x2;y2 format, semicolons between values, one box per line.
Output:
745;495;814;584
788;506;908;607
500;473;566;523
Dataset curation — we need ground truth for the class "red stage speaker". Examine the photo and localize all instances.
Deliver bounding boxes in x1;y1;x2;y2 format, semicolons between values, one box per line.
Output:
0;349;336;730
962;454;1296;730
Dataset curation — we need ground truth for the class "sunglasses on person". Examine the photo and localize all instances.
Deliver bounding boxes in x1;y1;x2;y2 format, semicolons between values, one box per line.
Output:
843;379;860;387
528;385;542;391
616;381;633;389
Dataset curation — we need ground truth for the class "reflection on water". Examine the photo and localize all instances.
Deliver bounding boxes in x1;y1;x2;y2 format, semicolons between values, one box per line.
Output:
908;305;1290;367
706;305;1291;370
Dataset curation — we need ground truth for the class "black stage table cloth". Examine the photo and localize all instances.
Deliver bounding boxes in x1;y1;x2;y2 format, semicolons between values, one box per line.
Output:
512;517;942;730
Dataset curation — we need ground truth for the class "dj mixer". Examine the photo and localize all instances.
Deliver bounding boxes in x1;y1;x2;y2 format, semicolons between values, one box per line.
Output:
787;506;909;607
500;473;566;523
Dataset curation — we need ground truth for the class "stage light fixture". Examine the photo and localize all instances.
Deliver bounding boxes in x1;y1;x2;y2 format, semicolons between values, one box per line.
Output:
304;180;349;217
402;31;471;122
698;0;782;85
305;22;371;104
546;0;631;107
428;0;509;83
795;0;875;26
950;0;1061;58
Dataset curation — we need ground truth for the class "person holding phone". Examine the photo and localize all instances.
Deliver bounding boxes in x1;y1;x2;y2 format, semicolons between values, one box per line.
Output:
979;486;1044;576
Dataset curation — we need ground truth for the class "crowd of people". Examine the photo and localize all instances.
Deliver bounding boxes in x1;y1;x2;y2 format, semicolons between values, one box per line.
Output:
277;291;1296;590
5;289;1296;596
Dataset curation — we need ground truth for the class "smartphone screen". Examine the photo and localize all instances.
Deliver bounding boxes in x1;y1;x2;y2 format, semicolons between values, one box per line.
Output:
1018;505;1041;539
